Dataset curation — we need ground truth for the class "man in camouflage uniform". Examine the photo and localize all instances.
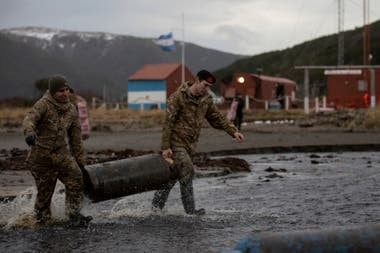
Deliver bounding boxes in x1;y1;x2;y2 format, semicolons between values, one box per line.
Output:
23;75;92;226
152;70;245;215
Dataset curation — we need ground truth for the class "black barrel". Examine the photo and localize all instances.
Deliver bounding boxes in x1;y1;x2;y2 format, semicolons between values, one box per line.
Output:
82;154;172;202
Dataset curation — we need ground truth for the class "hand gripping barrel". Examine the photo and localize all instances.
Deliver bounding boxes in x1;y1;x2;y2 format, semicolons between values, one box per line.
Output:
81;154;172;202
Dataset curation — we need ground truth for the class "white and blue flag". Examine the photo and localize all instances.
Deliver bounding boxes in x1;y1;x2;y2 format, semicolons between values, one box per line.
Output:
153;32;175;52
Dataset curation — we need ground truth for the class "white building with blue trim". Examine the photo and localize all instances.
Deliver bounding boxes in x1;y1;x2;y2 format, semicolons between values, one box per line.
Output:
127;63;193;110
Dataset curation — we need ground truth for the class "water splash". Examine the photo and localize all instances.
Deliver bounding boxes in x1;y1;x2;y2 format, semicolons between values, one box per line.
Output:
106;193;160;219
0;186;35;227
0;181;73;228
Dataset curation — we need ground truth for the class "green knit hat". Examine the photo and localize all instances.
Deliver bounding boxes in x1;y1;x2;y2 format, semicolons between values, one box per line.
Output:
48;75;69;95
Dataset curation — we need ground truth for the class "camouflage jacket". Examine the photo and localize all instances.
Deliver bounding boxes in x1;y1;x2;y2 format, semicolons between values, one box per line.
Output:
161;82;238;154
23;91;85;165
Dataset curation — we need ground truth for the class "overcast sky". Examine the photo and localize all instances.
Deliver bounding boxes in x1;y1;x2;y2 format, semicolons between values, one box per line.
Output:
1;0;379;55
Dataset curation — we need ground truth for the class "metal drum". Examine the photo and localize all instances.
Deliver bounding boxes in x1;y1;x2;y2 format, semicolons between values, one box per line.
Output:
82;154;172;202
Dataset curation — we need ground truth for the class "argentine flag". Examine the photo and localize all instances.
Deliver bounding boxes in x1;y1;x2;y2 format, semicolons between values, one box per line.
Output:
153;32;175;52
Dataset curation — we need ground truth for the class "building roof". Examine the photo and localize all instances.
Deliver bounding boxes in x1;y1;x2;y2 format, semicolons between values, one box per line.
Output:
129;63;182;80
251;74;296;85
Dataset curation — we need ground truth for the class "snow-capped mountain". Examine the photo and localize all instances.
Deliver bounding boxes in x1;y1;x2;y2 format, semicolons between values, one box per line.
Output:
0;27;245;100
4;27;117;41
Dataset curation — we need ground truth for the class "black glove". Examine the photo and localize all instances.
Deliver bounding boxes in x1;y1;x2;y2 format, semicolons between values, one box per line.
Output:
78;163;86;173
25;133;36;146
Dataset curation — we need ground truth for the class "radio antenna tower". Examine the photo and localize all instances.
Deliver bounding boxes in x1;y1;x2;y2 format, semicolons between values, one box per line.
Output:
337;0;344;65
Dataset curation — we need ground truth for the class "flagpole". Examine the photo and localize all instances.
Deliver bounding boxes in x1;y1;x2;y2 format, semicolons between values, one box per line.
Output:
181;12;185;84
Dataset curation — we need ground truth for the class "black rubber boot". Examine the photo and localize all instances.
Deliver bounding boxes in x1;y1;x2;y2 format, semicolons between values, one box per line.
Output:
152;181;176;211
152;190;169;210
189;208;206;215
35;209;51;225
180;178;205;216
68;213;93;227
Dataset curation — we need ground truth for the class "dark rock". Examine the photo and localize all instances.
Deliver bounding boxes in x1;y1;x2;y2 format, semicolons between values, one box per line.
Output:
194;157;251;172
265;173;283;179
265;167;287;173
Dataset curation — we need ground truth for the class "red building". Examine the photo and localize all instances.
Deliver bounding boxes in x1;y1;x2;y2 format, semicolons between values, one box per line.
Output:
325;69;380;108
219;72;297;109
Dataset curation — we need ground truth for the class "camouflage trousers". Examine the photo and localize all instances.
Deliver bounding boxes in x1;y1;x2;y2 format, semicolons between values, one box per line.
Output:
29;146;84;219
152;147;197;213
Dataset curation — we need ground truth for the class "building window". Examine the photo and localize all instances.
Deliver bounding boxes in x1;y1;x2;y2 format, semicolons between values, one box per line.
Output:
358;80;367;91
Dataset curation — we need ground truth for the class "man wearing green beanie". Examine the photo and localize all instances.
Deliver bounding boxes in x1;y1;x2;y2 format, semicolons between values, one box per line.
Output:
23;75;92;226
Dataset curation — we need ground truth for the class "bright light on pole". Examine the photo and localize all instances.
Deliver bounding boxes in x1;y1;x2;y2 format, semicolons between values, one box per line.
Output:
237;77;245;83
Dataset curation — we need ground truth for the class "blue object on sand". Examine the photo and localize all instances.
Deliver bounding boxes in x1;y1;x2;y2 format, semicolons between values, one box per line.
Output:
226;224;380;253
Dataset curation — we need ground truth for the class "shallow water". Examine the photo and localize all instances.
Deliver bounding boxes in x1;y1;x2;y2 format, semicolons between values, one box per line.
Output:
1;151;380;253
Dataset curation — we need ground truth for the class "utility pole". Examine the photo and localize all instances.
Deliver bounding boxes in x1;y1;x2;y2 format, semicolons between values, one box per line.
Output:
181;12;185;84
363;0;371;65
337;0;344;65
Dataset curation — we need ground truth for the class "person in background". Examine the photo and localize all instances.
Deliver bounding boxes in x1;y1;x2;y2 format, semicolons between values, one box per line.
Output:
275;84;285;109
152;70;245;215
69;88;90;140
233;93;245;130
23;75;92;226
